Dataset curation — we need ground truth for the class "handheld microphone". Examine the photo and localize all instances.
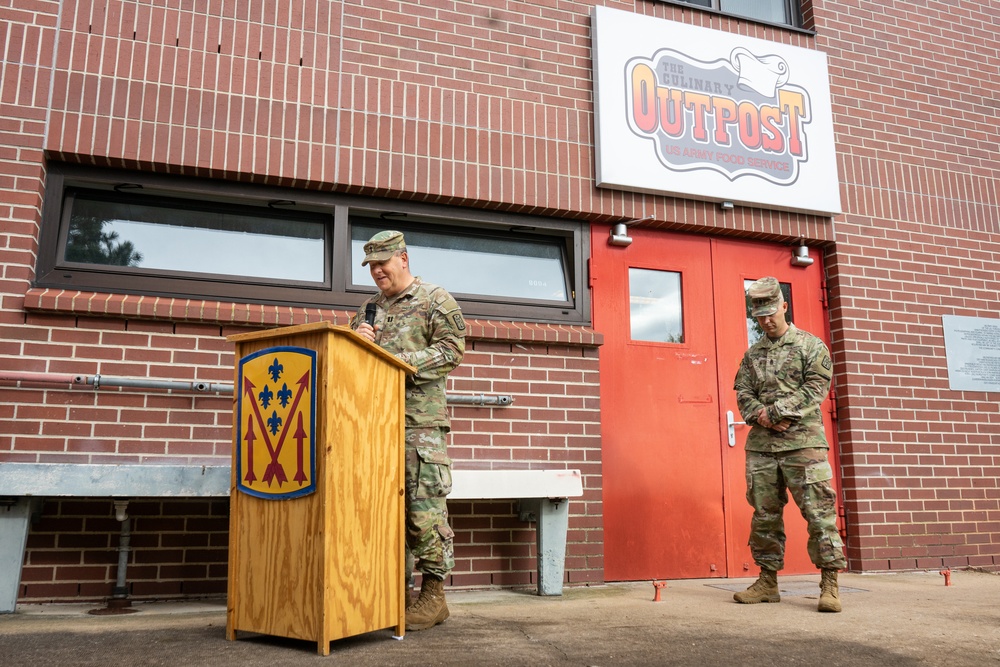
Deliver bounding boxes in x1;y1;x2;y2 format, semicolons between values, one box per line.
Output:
364;303;377;327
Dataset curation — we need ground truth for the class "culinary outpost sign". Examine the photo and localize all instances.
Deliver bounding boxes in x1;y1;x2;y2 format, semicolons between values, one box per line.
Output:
592;6;842;215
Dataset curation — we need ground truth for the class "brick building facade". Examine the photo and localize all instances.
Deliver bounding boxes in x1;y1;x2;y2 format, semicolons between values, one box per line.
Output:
0;0;997;604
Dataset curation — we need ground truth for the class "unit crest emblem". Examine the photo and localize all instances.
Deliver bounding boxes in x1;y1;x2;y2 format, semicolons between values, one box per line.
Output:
236;346;317;499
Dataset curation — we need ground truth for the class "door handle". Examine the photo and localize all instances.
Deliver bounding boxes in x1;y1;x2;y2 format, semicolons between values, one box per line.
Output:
726;410;746;447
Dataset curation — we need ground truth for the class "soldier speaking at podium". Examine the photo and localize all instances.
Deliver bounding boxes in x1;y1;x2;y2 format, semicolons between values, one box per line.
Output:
351;230;466;631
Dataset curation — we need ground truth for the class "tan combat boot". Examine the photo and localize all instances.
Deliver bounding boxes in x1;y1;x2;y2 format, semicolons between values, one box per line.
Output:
818;568;842;613
405;576;449;630
733;568;780;604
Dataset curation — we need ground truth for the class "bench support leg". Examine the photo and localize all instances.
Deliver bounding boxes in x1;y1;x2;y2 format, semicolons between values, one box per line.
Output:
0;499;39;613
519;498;569;596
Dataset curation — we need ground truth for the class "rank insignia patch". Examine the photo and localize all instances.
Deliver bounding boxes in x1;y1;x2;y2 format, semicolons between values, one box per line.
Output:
236;346;317;499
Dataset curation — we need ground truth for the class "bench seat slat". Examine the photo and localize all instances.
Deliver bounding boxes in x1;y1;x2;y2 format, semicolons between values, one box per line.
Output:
0;463;230;497
449;469;583;500
0;464;584;501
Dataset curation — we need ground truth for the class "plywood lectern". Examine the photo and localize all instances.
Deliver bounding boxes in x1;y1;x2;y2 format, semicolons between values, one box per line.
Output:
225;322;414;655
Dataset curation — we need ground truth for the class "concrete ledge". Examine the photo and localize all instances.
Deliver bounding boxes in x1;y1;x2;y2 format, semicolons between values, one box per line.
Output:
0;463;230;497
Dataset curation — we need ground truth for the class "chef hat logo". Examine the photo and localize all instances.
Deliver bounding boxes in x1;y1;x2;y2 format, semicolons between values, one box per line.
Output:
730;48;790;98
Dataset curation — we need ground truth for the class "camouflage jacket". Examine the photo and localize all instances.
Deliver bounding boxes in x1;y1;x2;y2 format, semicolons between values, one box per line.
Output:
734;324;833;453
351;277;466;429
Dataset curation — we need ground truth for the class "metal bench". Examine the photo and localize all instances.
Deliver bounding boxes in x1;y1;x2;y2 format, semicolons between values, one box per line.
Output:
0;463;582;612
448;468;584;596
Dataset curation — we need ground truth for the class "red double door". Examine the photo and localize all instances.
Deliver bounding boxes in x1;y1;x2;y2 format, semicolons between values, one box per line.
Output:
591;227;841;580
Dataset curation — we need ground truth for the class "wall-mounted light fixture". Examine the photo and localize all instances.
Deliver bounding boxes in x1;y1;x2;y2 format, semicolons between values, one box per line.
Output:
609;223;633;247
608;215;654;247
791;243;814;267
719;201;735;211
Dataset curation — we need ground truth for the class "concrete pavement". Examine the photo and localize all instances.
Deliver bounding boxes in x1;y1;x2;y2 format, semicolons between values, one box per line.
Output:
1;570;997;666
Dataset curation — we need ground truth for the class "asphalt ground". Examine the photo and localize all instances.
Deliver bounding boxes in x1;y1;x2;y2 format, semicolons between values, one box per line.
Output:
1;570;998;666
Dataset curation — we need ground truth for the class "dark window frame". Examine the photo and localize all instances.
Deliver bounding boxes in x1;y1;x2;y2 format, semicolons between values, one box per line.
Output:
660;0;811;33
35;163;591;324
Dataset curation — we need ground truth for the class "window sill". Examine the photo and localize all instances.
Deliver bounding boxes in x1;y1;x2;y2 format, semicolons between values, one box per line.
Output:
23;288;603;347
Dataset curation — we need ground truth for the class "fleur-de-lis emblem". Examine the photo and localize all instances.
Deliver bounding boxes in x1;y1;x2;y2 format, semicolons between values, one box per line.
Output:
267;410;282;436
268;358;283;382
277;383;293;408
258;385;274;409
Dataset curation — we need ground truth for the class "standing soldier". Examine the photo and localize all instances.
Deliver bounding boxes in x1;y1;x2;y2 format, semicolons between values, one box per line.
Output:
733;276;847;612
351;230;465;631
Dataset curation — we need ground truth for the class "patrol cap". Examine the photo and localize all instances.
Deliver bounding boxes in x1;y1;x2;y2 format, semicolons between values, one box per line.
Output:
748;276;784;317
361;230;406;266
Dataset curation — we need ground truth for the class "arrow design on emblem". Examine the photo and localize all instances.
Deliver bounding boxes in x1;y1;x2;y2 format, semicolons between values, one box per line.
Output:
264;369;311;485
294;411;308;485
242;368;312;489
244;416;258;483
243;376;286;486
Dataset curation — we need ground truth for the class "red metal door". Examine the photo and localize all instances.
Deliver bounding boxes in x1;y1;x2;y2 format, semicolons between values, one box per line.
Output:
710;237;840;578
592;227;726;580
593;227;839;580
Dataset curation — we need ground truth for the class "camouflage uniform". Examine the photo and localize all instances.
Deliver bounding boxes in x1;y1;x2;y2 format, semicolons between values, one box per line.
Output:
350;270;465;581
734;322;847;572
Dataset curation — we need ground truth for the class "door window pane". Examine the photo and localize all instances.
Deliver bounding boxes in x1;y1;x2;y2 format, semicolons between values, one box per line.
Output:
744;278;793;346
351;223;569;302
629;268;684;343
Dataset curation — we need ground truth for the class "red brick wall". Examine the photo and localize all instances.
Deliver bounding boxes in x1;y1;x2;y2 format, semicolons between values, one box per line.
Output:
8;315;234;461
33;0;832;237
817;0;1000;571
20;498;229;601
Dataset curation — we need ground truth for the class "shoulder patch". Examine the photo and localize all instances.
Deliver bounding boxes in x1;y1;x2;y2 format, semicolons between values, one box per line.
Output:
822;356;832;370
450;311;466;331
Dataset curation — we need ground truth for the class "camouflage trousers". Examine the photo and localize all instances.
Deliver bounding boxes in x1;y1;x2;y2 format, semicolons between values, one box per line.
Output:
745;448;847;571
405;427;455;581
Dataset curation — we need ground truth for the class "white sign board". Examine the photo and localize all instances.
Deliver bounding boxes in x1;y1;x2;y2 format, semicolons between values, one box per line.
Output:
942;315;1000;392
592;6;842;215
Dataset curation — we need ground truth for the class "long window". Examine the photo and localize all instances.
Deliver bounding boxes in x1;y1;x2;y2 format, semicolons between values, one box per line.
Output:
350;221;569;304
35;164;589;323
668;0;802;28
64;190;328;283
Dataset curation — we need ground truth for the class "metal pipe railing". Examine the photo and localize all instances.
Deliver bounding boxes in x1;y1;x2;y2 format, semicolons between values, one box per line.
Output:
1;371;514;405
445;393;514;406
0;371;229;393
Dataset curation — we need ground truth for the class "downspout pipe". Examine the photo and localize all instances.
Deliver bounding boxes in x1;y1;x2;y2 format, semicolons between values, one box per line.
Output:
110;501;132;608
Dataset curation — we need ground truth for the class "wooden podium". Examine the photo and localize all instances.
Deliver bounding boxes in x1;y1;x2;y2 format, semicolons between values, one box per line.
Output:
224;322;414;655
